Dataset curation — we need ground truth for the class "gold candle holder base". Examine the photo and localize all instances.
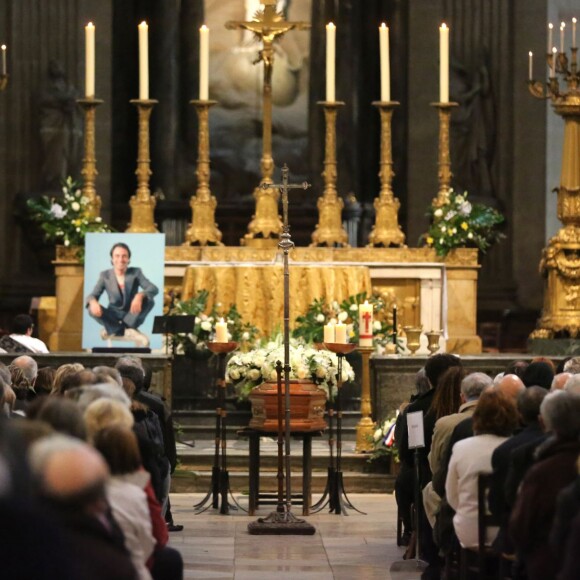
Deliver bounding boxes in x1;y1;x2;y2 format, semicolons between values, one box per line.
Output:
430;102;458;208
311;101;349;247
355;346;375;454
77;98;104;219
368;101;406;248
127;99;159;233
184;100;223;246
0;73;8;91
207;341;238;354
241;177;282;248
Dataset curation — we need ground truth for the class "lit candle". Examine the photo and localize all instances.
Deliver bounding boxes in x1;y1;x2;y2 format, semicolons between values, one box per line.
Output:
548;22;553;54
335;322;347;344
215;318;228;343
528;51;533;80
324;323;335;344
551;46;557;76
439;23;449;103
573;18;577;48
326;22;336;102
1;45;6;76
358;301;373;347
85;23;95;98
138;21;149;100
379;23;390;102
199;25;209;100
560;22;565;52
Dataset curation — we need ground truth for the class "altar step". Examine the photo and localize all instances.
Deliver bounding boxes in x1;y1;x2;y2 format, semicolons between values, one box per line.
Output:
172;436;396;494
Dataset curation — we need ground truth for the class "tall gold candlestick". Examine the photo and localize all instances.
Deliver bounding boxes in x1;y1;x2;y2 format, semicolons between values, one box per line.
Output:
355;346;375;453
311;101;349;247
77;98;103;218
368;101;405;247
184;100;223;246
0;73;7;91
431;101;458;208
127;99;159;233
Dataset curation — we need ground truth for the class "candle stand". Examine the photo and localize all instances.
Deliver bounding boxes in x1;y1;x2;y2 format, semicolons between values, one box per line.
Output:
0;73;8;91
311;101;349;247
368;101;405;247
77;98;103;218
311;342;364;515
194;341;244;515
355;346;375;453
430;101;458;208
127;99;159;233
184;100;223;246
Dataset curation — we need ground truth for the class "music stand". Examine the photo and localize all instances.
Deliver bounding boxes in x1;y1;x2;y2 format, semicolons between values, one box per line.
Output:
152;315;196;357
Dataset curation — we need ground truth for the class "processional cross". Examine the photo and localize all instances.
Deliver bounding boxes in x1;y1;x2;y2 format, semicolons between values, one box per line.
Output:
226;1;310;243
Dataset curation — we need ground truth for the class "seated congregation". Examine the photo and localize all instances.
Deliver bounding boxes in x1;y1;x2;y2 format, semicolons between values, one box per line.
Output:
394;354;580;580
0;354;183;580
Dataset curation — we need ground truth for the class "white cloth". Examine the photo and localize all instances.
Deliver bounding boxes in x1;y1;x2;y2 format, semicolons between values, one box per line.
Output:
9;334;49;353
445;433;508;548
106;477;155;580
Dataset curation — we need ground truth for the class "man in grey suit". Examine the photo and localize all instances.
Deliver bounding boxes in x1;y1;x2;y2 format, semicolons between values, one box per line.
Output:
86;242;158;347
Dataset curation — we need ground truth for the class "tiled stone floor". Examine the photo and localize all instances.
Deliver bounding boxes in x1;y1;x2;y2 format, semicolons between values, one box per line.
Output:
168;493;423;580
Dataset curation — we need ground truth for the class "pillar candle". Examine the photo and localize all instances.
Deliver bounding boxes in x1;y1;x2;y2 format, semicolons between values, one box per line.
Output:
560;22;565;52
1;45;6;76
215;318;228;343
528;51;533;80
85;23;95;98
324;323;335;344
573;18;577;49
439;23;449;103
335;322;347;344
379;23;390;102
358;300;373;347
199;25;209;100
326;22;336;102
548;23;553;54
138;21;149;100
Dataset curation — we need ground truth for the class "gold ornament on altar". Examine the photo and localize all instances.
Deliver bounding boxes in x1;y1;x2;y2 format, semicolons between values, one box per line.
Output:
431;101;459;208
403;326;422;355
528;32;580;338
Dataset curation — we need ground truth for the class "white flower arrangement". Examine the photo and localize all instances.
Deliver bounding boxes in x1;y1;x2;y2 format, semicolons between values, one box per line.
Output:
226;338;355;400
368;414;399;464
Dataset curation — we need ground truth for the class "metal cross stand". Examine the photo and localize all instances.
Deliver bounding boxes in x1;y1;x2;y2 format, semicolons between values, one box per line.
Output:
195;341;246;515
248;164;315;535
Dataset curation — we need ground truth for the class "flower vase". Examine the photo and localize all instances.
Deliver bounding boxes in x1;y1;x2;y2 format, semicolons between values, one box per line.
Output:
249;379;327;432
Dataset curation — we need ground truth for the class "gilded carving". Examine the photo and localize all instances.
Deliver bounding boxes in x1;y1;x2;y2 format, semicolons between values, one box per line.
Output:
77;99;103;218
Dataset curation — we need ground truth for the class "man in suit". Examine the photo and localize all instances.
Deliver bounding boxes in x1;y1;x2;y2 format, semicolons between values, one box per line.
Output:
86;242;158;347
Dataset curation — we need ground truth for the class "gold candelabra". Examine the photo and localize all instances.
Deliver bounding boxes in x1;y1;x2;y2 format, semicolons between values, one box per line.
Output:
77;98;103;218
529;43;580;338
127;99;159;233
311;101;349;247
355;346;375;453
368;101;405;247
184;100;223;246
431;102;459;208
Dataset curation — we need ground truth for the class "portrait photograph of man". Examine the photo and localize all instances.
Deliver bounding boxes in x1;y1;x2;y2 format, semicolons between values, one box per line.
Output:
82;233;165;350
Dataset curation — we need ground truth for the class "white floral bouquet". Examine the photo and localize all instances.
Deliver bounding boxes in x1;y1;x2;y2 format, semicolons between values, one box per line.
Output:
368;415;399;464
226;338;355;400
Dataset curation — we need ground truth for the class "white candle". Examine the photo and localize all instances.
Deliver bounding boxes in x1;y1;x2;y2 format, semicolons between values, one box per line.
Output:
1;45;6;76
85;23;95;98
551;46;557;76
138;21;149;100
439;23;449;103
199;25;209;100
548;22;553;54
573;18;577;48
528;51;533;80
358;301;373;347
379;23;390;102
324;323;335;344
335;322;347;344
560;22;565;52
326;22;336;102
215;318;228;343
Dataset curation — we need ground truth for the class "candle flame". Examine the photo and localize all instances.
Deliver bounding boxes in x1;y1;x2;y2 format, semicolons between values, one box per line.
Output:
1;45;5;50
87;22;94;28
552;46;558;53
561;21;566;28
200;24;208;31
327;22;335;29
441;23;448;30
380;22;387;29
573;18;577;24
139;21;148;27
529;51;533;56
549;22;553;30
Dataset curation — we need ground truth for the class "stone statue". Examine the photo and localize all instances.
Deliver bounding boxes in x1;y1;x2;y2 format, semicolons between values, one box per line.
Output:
39;60;82;191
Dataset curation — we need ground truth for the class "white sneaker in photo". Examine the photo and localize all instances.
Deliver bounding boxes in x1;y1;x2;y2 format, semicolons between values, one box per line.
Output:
124;328;150;347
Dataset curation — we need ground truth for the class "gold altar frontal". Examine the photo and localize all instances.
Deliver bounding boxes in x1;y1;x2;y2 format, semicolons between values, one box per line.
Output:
48;245;481;354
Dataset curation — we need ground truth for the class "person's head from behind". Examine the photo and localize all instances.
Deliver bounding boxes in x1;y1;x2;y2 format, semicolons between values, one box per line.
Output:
472;389;518;437
564;374;580;395
540;391;580;440
52;363;85;395
35;397;87;441
115;357;145;393
552;372;572;391
424;353;462;391
92;366;123;388
517;385;548;426
521;361;554;390
460;372;492;403
110;243;131;274
9;356;38;386
414;368;431;396
563;356;580;374
93;425;142;476
35;367;56;396
11;314;34;336
504;360;529;378
495;373;525;401
84;397;134;441
429;366;466;420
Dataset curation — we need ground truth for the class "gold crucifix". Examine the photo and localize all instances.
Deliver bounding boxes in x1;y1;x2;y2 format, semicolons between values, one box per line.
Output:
226;1;310;246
